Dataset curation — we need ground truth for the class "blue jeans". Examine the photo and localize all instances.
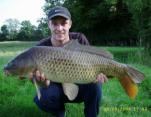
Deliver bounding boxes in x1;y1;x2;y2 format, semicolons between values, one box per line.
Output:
34;83;102;117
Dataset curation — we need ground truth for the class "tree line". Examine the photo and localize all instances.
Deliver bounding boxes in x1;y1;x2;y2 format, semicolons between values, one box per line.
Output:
0;19;49;42
0;0;151;52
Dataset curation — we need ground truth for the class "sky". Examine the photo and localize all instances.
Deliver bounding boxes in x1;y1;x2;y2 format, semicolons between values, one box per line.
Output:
0;0;46;27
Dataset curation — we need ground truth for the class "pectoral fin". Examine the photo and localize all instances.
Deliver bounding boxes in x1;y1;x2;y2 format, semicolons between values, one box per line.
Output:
33;78;41;100
62;83;79;101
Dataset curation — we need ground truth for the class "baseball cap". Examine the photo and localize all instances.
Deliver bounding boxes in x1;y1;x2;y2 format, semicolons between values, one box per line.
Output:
48;6;71;20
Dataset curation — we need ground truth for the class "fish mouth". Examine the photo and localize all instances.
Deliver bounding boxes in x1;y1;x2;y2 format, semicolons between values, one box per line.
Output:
4;69;26;79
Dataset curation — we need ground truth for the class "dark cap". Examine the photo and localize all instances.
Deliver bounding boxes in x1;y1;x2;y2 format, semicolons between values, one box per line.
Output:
48;6;71;20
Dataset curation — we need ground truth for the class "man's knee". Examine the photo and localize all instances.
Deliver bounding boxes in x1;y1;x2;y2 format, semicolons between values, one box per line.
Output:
34;96;49;112
34;83;65;112
88;83;102;98
82;83;102;117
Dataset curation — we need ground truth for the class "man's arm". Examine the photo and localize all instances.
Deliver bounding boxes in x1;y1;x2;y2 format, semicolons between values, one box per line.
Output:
69;32;89;45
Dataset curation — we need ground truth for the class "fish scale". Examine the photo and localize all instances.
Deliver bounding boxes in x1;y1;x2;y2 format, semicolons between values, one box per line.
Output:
33;47;123;83
4;40;145;99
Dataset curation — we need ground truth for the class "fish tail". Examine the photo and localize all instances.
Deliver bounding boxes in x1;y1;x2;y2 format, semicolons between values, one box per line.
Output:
118;65;144;99
119;76;138;99
125;65;145;83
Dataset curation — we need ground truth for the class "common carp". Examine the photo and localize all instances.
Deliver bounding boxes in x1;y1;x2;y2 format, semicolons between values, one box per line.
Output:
3;40;145;100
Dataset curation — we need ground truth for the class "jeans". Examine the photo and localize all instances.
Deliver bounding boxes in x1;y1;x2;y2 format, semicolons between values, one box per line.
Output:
34;83;102;117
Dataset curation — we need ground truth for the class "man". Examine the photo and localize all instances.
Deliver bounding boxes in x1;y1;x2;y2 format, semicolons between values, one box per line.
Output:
29;6;108;117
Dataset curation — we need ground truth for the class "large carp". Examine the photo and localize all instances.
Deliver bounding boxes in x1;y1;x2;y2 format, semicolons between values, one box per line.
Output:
3;40;145;100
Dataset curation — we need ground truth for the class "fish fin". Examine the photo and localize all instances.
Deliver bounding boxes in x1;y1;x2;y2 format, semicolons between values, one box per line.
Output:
119;76;138;99
118;65;145;99
125;65;145;83
33;78;41;100
62;83;79;101
63;39;113;59
63;39;79;50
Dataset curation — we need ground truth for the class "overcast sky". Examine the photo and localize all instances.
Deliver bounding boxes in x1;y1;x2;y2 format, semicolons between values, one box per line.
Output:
0;0;46;26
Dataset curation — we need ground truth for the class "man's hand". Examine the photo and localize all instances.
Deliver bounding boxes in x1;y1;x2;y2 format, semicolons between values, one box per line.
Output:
29;70;50;87
96;73;108;83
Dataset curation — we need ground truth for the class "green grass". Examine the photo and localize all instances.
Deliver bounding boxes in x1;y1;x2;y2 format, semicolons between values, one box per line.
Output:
0;41;151;117
105;47;144;63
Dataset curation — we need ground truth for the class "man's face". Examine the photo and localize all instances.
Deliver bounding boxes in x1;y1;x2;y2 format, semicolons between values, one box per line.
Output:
48;16;72;41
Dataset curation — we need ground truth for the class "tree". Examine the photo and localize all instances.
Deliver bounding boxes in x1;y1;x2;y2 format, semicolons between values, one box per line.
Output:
123;0;151;66
63;0;133;45
141;0;151;55
17;20;36;41
37;18;50;37
5;18;20;40
0;25;9;41
43;0;65;14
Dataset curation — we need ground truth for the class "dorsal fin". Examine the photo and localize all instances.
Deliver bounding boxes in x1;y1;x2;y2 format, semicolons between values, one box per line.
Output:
63;39;113;59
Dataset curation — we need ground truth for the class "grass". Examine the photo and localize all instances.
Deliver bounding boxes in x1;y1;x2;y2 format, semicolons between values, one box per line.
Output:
0;41;151;117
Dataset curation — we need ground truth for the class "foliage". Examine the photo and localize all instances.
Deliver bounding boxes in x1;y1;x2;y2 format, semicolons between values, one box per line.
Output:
0;19;47;41
0;25;9;41
141;0;151;55
63;0;135;46
17;20;36;41
4;19;20;40
37;18;50;37
125;0;151;57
